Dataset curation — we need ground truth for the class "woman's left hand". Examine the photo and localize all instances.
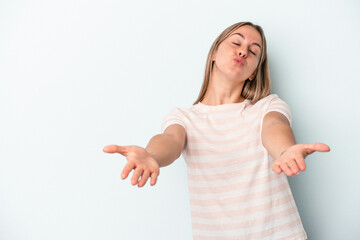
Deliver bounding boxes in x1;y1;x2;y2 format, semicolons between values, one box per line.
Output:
272;143;330;176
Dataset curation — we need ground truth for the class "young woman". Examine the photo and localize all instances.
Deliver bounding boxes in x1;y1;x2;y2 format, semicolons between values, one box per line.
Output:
103;21;330;239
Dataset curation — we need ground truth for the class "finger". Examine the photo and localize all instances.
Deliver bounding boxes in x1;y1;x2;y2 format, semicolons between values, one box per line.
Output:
294;156;306;172
121;161;136;179
280;162;293;177
150;171;159;186
103;145;130;156
103;145;119;153
303;143;331;154
138;170;150;187
131;167;144;186
272;162;282;174
287;159;300;175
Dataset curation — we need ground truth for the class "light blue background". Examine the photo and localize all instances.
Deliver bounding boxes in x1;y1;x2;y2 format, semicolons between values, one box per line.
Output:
1;0;359;239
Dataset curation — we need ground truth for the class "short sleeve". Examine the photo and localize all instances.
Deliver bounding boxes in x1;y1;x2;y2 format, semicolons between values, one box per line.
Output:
263;94;292;127
160;107;186;134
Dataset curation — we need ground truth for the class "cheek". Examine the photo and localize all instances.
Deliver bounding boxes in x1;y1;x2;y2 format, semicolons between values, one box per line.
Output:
256;55;262;65
251;57;260;69
215;44;229;58
215;48;231;66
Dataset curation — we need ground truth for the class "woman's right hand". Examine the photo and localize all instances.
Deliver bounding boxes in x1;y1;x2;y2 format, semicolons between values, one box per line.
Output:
103;145;160;187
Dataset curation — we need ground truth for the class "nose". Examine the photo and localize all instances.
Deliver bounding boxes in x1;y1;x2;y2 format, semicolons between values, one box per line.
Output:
238;48;248;58
238;45;248;58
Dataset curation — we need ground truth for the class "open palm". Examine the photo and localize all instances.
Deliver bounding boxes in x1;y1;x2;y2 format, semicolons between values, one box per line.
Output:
103;145;160;187
272;142;330;176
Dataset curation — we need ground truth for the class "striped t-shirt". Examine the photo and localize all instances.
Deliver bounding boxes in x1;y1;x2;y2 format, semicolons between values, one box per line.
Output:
160;94;307;240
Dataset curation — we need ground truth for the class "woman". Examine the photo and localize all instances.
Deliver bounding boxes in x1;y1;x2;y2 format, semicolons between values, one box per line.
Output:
103;21;330;239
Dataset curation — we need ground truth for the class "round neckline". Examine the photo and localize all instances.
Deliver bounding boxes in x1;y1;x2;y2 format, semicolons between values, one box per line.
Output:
196;99;250;111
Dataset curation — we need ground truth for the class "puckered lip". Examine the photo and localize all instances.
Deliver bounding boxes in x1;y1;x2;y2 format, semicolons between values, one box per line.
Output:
233;57;245;65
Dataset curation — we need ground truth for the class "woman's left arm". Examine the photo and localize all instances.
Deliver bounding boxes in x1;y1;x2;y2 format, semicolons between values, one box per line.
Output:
261;111;330;176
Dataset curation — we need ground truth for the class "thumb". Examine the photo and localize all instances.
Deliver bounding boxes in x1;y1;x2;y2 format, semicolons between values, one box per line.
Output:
103;145;130;156
303;142;331;154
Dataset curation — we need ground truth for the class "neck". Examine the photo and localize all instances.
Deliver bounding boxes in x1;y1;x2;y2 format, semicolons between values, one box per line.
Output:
201;68;246;106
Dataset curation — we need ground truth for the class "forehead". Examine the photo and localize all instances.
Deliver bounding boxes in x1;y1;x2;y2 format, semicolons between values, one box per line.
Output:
229;25;262;45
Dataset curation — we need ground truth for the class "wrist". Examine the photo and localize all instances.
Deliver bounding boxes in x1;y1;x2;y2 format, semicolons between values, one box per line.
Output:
278;144;296;158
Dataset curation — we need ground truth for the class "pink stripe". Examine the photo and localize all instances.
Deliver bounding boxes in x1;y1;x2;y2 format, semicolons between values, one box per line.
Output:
186;136;260;156
186;120;259;139
188;172;279;195
187;123;258;144
191;193;293;219
186;150;264;169
190;106;261;125
193;218;303;240
190;182;289;207
187;162;264;182
192;205;299;230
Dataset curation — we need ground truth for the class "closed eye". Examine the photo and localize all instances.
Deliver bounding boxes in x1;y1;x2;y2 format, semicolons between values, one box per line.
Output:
232;42;256;55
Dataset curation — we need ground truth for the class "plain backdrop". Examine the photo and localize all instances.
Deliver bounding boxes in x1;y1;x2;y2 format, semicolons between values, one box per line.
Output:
1;0;359;239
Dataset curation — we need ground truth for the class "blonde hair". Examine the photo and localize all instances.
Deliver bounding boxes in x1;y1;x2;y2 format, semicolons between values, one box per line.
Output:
193;21;271;105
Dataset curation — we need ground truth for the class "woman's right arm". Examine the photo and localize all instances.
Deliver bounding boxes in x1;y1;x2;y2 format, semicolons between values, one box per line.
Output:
103;124;186;187
146;124;187;168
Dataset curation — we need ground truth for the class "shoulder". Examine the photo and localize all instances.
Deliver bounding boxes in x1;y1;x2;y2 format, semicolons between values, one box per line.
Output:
257;94;281;104
259;94;293;125
166;106;191;116
162;105;195;121
250;94;282;109
247;94;291;118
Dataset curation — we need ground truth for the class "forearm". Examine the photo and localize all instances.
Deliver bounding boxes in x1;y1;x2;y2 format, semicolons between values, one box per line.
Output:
262;122;296;160
145;134;181;168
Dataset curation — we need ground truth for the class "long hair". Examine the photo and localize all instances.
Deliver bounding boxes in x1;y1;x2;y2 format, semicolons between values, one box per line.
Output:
193;21;271;105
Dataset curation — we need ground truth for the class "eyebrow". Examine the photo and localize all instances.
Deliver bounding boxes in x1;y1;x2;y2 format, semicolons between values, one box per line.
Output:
231;33;262;50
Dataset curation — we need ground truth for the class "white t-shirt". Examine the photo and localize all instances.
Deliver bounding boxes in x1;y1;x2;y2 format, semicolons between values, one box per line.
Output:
161;94;307;240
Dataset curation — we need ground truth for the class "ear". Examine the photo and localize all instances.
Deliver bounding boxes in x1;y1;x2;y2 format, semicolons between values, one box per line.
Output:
212;51;217;61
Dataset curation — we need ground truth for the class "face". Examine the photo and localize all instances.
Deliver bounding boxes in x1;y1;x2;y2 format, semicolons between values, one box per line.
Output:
212;25;263;82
